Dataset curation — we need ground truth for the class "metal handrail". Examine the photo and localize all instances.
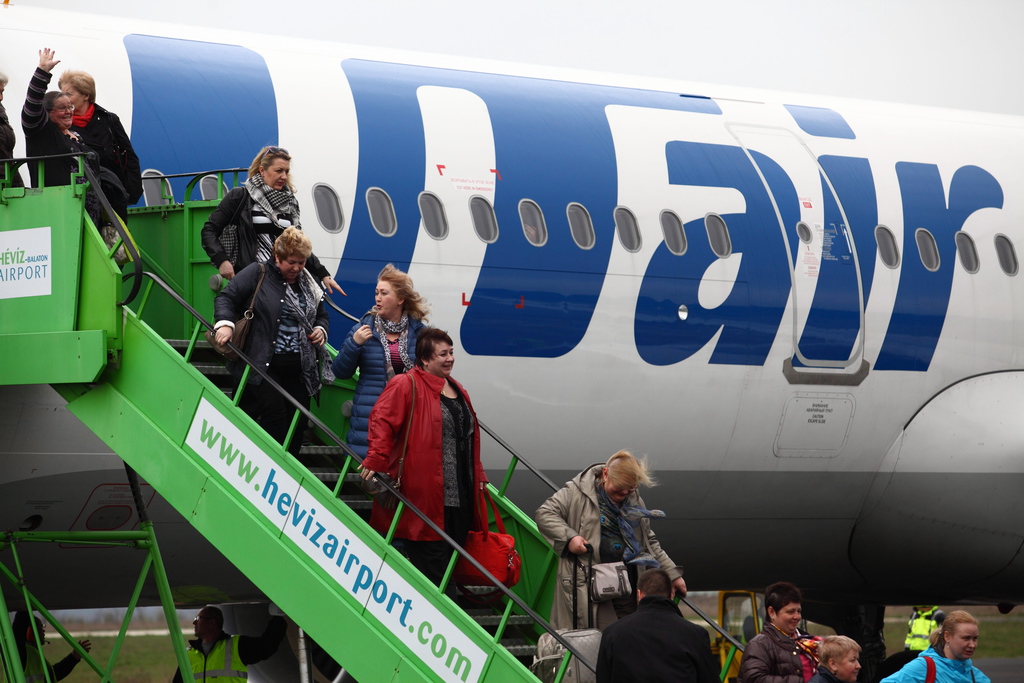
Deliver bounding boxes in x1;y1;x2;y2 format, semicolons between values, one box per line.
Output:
131;270;600;671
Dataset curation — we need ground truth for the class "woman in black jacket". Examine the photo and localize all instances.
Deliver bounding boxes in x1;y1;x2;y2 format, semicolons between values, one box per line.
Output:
0;70;26;187
202;145;344;295
213;227;334;458
60;68;142;221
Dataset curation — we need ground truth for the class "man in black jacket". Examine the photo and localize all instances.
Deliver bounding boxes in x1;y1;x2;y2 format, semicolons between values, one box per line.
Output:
597;569;719;683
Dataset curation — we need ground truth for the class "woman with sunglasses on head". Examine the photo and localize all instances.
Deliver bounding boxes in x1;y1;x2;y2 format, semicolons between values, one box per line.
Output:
535;450;686;631
202;145;344;295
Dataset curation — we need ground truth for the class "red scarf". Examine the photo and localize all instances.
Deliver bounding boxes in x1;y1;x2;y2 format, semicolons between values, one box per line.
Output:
71;103;95;129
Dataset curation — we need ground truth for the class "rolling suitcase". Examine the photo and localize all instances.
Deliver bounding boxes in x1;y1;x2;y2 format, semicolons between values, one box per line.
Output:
530;547;602;683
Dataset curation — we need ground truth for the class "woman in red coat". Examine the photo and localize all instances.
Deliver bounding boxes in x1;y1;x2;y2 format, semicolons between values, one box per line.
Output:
361;327;487;586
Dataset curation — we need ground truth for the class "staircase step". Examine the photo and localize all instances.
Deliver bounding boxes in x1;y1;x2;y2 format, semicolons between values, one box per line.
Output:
467;611;535;627
190;362;232;376
499;639;537;657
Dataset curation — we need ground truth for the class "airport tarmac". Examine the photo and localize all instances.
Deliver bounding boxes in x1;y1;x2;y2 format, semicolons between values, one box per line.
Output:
973;659;1022;683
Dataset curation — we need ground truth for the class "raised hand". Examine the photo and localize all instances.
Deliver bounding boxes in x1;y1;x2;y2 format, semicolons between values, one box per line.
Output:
38;48;60;72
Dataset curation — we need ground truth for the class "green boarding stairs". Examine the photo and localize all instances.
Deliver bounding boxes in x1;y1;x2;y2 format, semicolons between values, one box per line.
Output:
0;160;598;683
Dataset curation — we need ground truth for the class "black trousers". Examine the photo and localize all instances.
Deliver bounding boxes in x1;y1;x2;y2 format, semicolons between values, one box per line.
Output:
399;504;472;587
239;352;308;457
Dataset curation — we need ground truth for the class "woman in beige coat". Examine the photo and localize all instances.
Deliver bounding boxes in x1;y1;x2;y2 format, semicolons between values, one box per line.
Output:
535;450;686;631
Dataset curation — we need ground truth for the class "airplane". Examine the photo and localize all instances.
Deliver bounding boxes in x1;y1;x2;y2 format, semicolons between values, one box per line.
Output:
2;1;1024;672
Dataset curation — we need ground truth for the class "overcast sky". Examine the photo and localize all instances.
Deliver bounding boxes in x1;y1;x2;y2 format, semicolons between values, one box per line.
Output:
23;0;1024;116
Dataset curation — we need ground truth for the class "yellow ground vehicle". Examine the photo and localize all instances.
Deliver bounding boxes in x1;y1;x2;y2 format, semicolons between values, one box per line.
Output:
683;591;761;682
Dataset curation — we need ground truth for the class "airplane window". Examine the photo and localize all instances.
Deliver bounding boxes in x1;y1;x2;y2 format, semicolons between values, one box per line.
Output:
875;225;899;269
469;196;499;243
796;221;813;244
418;191;448;240
614;206;642;253
660;210;687;255
954;232;979;274
366;188;397;236
915;228;940;272
312;183;344;234
567;203;595;250
519;199;547;246
995;234;1018;276
705;213;732;258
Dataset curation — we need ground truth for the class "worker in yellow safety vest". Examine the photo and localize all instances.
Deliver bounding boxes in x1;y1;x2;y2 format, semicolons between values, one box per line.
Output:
11;611;92;683
904;605;945;651
171;606;287;683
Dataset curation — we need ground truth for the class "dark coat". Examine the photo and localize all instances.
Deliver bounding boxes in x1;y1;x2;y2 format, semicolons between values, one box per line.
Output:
330;313;425;457
213;260;330;385
70;102;143;204
0;102;26;187
22;68;93;188
808;666;843;683
597;595;720;683
201;186;331;280
363;367;487;542
11;611;80;682
738;625;807;683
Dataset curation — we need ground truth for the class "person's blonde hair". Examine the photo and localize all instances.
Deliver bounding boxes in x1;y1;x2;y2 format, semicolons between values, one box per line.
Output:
930;610;977;653
249;146;294;192
604;450;655;489
818;636;860;671
274;226;312;260
57;70;97;104
372;263;429;321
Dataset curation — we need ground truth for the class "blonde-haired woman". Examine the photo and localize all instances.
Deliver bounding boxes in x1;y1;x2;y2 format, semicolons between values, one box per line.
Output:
201;145;343;294
332;263;428;458
59;68;141;220
535;450;686;631
881;611;990;683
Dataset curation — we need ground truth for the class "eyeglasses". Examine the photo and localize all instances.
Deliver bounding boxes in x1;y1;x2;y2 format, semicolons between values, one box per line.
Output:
265;146;288;156
52;106;75;113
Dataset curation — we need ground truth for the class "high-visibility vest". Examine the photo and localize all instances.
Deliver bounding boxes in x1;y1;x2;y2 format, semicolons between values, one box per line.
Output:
905;607;939;651
22;644;51;683
186;636;248;682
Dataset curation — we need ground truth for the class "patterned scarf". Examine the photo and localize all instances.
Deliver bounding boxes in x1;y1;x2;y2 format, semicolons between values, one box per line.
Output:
245;173;301;229
281;273;335;397
373;312;412;375
770;622;821;668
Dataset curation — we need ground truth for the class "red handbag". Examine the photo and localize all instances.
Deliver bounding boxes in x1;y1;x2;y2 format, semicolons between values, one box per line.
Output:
454;485;522;588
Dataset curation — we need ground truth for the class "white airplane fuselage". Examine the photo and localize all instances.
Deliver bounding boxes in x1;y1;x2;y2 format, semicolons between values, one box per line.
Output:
2;5;1024;609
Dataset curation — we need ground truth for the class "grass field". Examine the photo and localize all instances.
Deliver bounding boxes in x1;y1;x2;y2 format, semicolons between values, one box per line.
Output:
45;633;183;683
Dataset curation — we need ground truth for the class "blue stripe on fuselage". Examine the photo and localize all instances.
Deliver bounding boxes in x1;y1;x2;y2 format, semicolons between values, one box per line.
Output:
124;35;279;200
338;60;720;357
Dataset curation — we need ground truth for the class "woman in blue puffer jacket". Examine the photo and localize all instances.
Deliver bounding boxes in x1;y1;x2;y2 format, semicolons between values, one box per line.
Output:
881;611;990;683
332;264;428;457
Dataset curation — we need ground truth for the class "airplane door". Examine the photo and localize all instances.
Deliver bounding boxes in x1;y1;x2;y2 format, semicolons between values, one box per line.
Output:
727;124;867;377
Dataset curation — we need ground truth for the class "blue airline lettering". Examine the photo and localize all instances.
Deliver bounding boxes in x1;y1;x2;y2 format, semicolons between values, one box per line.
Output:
794;155;878;364
635;143;794;366
875;163;1003;371
337;60;720;357
118;41;1005;372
